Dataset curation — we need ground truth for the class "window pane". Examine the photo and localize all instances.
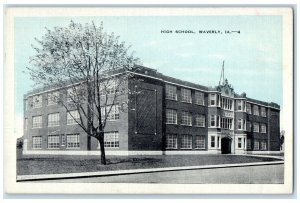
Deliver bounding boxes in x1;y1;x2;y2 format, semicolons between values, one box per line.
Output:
32;136;42;149
32;116;42;128
47;135;60;149
181;135;192;149
32;95;42;108
195;115;205;127
48;113;60;127
181;111;192;126
166;84;177;100
195;135;205;149
181;88;192;103
48;91;59;105
211;136;215;148
103;132;119;148
66;134;80;149
195;91;204;105
67;110;80;125
166;134;177;149
166;109;177;124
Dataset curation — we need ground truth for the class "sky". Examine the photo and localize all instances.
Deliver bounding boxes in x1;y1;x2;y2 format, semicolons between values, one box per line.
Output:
14;15;283;137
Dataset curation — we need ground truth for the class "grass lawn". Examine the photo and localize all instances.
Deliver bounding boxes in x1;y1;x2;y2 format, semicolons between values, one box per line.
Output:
17;149;281;176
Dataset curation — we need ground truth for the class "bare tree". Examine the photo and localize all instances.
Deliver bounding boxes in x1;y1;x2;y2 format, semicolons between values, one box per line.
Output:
27;21;140;165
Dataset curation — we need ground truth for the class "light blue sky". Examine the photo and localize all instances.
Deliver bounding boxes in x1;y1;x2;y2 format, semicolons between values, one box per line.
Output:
14;16;282;122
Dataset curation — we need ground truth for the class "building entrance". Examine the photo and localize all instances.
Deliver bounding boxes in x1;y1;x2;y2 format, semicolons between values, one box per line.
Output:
221;137;232;154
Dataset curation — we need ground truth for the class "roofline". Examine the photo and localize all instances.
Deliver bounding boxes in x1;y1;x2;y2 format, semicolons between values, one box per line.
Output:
24;68;280;111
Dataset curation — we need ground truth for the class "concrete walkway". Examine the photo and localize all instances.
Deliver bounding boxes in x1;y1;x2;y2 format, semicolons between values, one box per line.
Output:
17;160;284;182
238;154;284;160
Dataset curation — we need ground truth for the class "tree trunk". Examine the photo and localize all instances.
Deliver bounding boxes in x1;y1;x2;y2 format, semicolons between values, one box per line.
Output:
98;135;106;165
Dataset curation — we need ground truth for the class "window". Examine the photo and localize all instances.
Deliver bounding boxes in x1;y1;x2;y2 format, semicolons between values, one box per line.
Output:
181;88;192;103
221;117;233;130
195;114;205;127
209;94;216;106
47;135;60;149
48;113;60;127
66;134;80;149
238;138;242;149
261;107;266;117
47;91;59;105
246;103;252;114
195;91;205;105
210;115;216;127
100;79;119;95
260;123;267;133
166;84;177;100
181;111;192;126
67;86;82;102
211;136;215;148
237;100;242;111
221;97;233;110
253;105;259;116
67;88;75;102
166;134;177;149
261;140;267;150
237;119;242;130
25;99;28;111
32;136;42;149
253;123;259;132
195;135;205;149
247;139;252;150
166;109;177;124
32;95;42;108
247;121;252;132
32;116;42;128
67;110;80;125
101;105;120;121
104;132;119;148
61;135;66;146
24;118;28;130
254;140;260;150
181;135;192;149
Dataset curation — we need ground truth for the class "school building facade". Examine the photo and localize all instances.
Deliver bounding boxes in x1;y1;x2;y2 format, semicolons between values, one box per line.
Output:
22;66;281;156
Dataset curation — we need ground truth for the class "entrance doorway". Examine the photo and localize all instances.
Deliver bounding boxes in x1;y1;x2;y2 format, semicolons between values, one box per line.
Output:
221;137;232;154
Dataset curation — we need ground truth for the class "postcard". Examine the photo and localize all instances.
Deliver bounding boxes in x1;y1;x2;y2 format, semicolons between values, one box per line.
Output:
4;7;293;194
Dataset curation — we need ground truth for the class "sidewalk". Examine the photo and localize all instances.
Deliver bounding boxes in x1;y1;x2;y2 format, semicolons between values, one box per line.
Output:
17;160;284;182
240;154;284;160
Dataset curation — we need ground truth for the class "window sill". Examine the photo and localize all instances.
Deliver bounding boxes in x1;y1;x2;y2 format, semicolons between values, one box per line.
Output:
181;100;192;104
166;98;178;101
195;148;205;150
195;103;205;106
180;148;192;150
47;103;58;106
166;123;178;125
67;123;79;126
195;126;205;128
166;148;177;150
180;124;192;127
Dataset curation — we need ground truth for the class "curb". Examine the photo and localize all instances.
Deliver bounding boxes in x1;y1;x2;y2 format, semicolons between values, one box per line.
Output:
16;160;284;182
240;154;284;160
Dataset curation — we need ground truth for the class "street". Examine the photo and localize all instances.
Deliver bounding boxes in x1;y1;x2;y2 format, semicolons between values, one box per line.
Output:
37;163;284;184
